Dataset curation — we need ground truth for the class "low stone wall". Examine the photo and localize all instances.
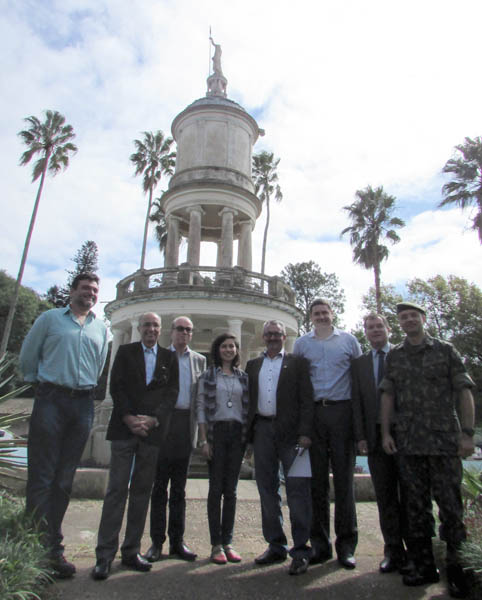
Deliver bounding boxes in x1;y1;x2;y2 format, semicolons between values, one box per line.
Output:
1;468;376;501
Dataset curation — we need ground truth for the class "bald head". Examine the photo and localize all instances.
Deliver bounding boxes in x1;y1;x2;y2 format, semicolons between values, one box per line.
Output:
137;312;161;348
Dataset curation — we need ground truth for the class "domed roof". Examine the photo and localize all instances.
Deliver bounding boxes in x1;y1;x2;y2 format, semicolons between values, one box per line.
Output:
183;96;247;113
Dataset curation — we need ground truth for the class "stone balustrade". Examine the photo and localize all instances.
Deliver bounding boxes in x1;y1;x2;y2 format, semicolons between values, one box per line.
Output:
115;265;295;305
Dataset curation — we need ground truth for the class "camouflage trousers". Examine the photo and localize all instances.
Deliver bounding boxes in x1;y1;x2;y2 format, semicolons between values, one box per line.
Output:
397;454;466;551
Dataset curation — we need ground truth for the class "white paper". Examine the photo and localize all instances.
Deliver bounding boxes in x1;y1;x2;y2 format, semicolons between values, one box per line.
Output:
287;448;312;478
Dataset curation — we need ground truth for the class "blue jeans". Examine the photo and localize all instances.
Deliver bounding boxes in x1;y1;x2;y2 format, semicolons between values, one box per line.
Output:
26;384;94;557
207;421;245;546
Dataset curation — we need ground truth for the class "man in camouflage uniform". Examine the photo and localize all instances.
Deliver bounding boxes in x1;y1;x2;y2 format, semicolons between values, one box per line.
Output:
380;302;475;599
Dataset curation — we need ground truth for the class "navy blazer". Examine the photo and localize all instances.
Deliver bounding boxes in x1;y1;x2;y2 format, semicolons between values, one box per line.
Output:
107;342;179;444
245;352;314;445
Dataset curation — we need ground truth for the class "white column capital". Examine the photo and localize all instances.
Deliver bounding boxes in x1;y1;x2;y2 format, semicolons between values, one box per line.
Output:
187;205;206;216
218;207;238;218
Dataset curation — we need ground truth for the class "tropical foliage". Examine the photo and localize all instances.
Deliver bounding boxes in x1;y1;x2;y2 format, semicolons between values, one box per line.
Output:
0;110;77;359
341;185;405;313
441;136;482;242
130;131;175;270
0;491;51;599
252;151;283;274
45;240;99;307
280;261;346;333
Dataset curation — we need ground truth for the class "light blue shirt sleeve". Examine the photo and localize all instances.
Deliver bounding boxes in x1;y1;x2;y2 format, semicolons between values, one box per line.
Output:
19;307;108;389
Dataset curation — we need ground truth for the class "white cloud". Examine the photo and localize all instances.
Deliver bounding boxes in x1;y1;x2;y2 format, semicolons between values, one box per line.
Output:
1;0;481;334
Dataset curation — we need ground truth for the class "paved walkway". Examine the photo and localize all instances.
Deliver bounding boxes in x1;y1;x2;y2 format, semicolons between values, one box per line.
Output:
46;480;452;600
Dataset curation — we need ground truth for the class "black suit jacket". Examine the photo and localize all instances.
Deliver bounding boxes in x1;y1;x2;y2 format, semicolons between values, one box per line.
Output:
245;352;314;445
351;346;392;452
107;342;179;445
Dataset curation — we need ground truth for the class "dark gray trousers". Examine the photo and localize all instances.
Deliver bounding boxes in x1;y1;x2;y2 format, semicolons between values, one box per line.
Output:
95;437;159;561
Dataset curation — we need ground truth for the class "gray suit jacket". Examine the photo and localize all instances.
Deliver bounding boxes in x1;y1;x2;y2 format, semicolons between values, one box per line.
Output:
185;349;207;448
351;345;393;452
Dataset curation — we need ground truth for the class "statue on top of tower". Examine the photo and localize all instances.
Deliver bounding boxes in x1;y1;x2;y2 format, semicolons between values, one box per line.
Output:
207;34;227;98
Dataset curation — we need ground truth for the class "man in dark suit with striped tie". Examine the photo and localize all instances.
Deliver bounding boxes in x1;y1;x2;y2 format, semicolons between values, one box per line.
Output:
352;313;408;574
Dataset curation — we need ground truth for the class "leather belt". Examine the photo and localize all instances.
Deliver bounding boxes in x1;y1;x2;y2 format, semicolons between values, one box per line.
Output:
315;398;350;407
256;414;276;421
39;382;94;398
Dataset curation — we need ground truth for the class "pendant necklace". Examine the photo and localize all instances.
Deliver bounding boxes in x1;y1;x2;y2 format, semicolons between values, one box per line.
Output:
221;371;235;408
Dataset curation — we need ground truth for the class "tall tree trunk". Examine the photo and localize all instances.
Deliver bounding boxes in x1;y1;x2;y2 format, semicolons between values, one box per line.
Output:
261;197;270;275
373;261;382;314
140;184;153;271
0;156;49;359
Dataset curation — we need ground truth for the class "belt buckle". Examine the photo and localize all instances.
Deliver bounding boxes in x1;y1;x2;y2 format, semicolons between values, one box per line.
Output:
320;398;328;407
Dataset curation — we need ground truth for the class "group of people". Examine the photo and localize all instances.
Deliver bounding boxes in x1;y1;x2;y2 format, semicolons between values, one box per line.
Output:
19;272;476;599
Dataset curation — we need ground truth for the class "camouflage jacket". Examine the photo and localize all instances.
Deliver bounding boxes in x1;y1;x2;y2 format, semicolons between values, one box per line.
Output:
379;335;474;455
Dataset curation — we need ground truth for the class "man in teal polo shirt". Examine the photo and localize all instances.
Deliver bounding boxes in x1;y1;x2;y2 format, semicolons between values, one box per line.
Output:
20;273;108;578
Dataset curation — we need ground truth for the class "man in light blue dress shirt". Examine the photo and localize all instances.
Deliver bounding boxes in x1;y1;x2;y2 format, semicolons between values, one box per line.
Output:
20;273;108;579
293;298;361;570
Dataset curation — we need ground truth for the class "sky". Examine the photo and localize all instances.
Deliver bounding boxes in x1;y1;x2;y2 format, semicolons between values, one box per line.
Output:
1;0;481;331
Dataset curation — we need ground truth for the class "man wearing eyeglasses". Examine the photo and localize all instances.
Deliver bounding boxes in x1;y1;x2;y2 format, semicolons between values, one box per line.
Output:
145;316;206;563
246;320;314;576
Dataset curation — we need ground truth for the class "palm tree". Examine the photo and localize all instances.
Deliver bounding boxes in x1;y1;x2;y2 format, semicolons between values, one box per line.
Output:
149;198;168;257
130;131;175;270
341;185;405;313
0;110;77;359
252;151;283;274
440;136;482;243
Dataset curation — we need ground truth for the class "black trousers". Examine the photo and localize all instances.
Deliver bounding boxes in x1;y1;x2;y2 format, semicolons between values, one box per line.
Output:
310;401;358;557
150;410;192;545
207;421;245;546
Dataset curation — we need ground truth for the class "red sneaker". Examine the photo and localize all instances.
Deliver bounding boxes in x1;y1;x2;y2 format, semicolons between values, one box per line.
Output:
224;546;242;563
211;546;227;565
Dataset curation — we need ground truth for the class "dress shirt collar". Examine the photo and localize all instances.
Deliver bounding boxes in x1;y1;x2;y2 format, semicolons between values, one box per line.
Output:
169;343;191;356
371;342;391;359
308;327;340;339
262;348;285;359
142;342;158;355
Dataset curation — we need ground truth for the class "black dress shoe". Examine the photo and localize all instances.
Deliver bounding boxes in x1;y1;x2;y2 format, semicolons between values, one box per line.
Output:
289;557;309;575
121;553;152;572
254;548;287;565
338;554;356;569
446;564;470;598
309;548;333;565
379;556;399;573
169;543;197;562
403;564;440;586
91;560;111;580
144;544;162;563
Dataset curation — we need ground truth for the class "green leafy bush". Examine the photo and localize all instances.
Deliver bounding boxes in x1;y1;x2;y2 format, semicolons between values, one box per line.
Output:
0;492;50;599
460;467;482;597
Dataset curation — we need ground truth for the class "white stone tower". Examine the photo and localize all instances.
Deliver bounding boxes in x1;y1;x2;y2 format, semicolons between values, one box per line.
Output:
85;42;300;466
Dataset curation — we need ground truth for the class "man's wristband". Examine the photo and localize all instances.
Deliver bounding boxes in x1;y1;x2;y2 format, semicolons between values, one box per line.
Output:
461;427;475;437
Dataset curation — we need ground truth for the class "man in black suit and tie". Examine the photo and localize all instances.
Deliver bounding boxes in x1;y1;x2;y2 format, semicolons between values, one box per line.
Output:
91;312;178;580
246;320;314;576
352;313;407;573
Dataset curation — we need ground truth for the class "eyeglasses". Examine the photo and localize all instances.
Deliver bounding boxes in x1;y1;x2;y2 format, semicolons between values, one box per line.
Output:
174;326;193;333
264;331;284;338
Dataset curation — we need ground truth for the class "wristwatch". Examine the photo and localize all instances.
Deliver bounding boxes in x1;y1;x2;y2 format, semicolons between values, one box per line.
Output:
199;440;207;447
461;427;475;437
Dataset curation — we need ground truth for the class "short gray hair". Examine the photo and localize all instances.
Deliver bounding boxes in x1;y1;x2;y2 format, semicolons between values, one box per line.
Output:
263;320;286;335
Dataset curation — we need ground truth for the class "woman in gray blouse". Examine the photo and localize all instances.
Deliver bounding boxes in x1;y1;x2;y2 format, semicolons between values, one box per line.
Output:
197;332;250;565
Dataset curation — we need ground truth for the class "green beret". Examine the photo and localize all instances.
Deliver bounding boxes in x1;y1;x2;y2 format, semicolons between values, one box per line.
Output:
396;301;426;315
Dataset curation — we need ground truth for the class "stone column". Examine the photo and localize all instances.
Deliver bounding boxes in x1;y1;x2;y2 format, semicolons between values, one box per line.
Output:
285;335;296;353
218;208;237;268
237;219;253;271
241;331;254;369
216;241;223;267
187;206;203;267
130;318;141;342
165;214;180;268
227;318;243;350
